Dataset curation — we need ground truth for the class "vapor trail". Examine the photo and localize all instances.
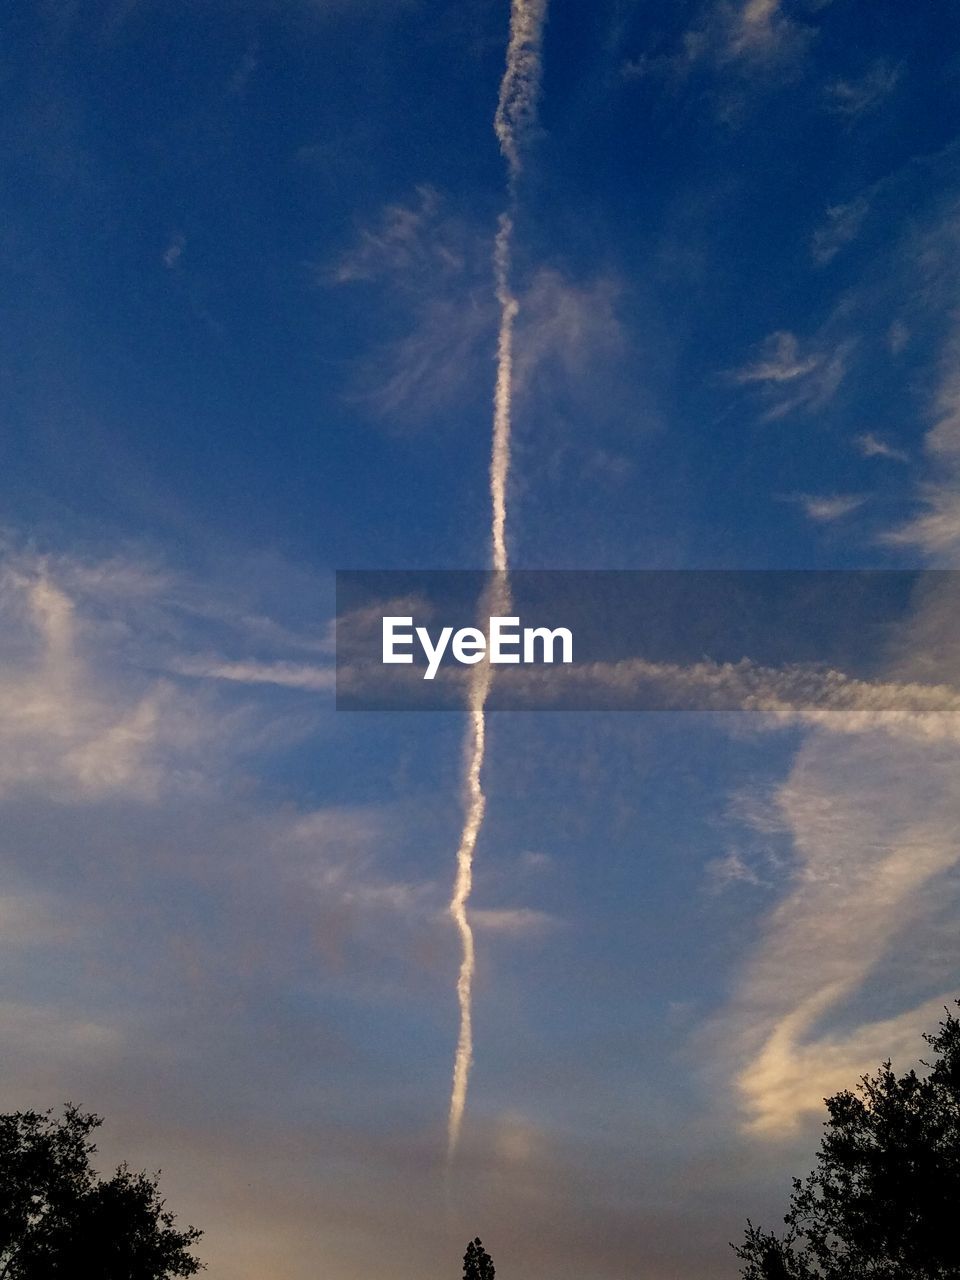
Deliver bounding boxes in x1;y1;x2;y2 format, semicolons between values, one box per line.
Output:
494;0;550;185
446;0;548;1160
490;215;518;576
447;662;490;1158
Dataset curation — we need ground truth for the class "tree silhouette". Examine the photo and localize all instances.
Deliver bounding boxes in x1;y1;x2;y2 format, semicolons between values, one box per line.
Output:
0;1104;203;1278
734;1001;960;1278
463;1237;495;1280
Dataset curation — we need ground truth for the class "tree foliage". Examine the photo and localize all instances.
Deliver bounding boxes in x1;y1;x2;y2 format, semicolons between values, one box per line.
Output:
462;1237;495;1280
735;1002;960;1279
0;1104;203;1279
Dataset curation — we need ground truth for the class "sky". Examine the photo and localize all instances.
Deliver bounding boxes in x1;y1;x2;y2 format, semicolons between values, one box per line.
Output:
3;0;960;1276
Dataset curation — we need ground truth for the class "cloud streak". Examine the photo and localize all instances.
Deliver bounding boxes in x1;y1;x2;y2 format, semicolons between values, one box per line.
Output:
855;432;909;463
447;0;549;1161
791;493;865;523
825;60;901;119
0;563;208;801
811;196;870;265
731;329;850;421
707;581;960;1137
886;324;960;557
173;657;335;692
730;732;960;1135
493;0;549;184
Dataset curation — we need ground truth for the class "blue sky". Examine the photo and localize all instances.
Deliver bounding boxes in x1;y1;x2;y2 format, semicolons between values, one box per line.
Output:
3;1;960;1277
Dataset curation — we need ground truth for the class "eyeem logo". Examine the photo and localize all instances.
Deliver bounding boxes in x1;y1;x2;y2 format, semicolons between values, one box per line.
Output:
382;616;574;681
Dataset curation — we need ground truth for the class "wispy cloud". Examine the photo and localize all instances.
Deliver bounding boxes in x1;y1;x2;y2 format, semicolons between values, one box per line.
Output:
331;191;628;432
525;654;960;744
331;185;468;289
329;187;496;423
885;327;960;556
888;319;910;354
825;59;901;119
710;582;960;1136
733;331;819;383
622;0;818;112
678;0;817;79
705;850;765;892
726;0;813;64
811;196;870;264
470;907;560;935
173;657;335;692
855;431;909;463
360;296;494;422
791;492;865;522
730;330;850;421
514;268;626;399
0;547;334;801
729;735;960;1135
494;0;550;180
0;564;210;801
0;541;564;1192
163;234;185;268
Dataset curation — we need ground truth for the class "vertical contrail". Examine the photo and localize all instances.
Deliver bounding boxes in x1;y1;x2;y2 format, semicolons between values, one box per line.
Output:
447;660;491;1159
446;0;548;1161
494;0;550;187
490;214;518;577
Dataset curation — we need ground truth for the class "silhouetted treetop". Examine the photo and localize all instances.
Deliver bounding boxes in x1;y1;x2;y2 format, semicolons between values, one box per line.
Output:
463;1237;495;1280
0;1104;203;1279
735;1001;960;1279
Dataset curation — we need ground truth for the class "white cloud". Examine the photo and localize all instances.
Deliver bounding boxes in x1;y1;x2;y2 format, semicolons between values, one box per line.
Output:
737;989;955;1136
331;191;629;430
710;582;960;1136
513;269;626;398
329;188;497;422
730;330;850;420
705;850;764;891
520;849;553;871
0;549;328;801
522;653;960;744
0;541;569;1280
680;0;816;75
825;60;901;118
0;566;173;800
358;294;494;420
163;234;185;268
728;0;810;61
731;729;960;1135
733;331;819;383
887;490;960;557
331;186;467;289
173;657;335;692
855;432;909;463
470;907;560;935
812;196;870;264
885;330;960;556
792;492;865;522
888;319;910;354
910;354;960;454
623;0;819;94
